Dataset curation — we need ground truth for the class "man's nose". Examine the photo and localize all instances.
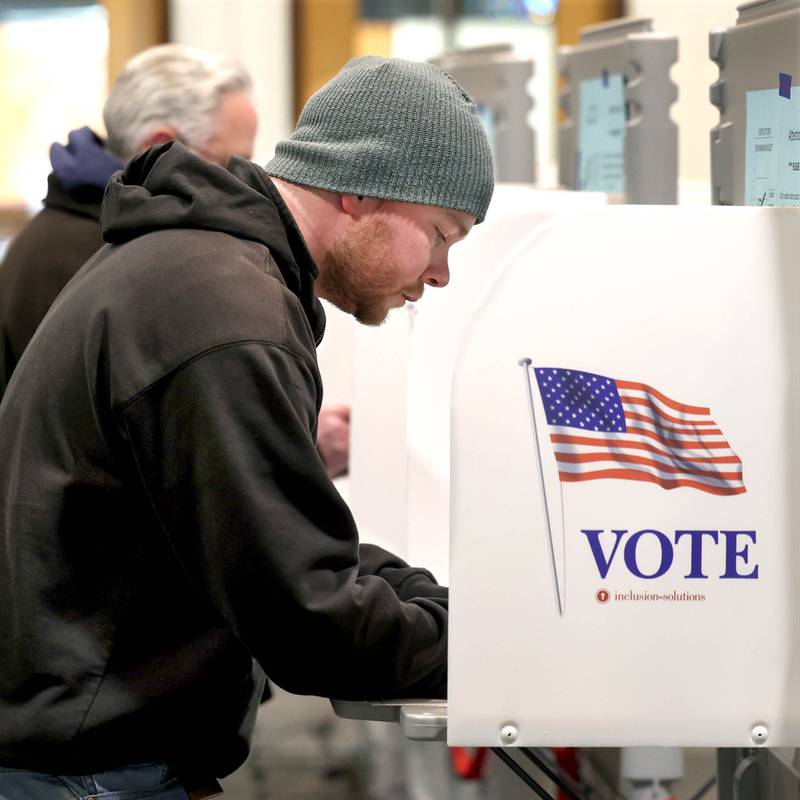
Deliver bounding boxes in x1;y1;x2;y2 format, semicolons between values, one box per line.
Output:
424;257;450;288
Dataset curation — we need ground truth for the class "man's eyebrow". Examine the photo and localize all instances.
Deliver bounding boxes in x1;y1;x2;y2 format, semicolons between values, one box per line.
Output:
445;212;470;238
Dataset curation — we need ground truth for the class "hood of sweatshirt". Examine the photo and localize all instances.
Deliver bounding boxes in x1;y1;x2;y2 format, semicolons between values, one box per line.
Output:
101;141;325;342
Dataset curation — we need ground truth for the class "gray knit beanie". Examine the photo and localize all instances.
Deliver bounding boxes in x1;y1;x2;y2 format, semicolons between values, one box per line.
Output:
266;56;494;223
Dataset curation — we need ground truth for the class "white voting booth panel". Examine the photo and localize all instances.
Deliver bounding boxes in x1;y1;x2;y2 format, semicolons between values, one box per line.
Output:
406;191;608;582
405;214;548;582
316;298;355;408
448;205;800;748
315;299;360;504
348;307;416;554
348;188;606;568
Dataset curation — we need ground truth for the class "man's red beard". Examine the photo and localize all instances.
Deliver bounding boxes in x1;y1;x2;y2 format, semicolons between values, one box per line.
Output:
317;215;424;326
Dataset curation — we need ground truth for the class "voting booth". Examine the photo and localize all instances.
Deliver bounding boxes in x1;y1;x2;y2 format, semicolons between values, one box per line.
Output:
558;18;677;204
337;204;800;799
710;0;800;206
344;189;603;800
432;45;536;184
447;204;800;749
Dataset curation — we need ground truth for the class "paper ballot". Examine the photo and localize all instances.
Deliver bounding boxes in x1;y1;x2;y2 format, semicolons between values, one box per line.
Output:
577;72;625;193
745;82;800;206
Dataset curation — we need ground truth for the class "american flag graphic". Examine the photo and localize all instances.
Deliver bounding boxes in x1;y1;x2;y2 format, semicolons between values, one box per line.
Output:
533;367;746;496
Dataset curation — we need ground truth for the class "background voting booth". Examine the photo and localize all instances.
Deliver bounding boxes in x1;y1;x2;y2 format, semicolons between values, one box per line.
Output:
711;0;800;206
558;18;677;205
431;45;536;185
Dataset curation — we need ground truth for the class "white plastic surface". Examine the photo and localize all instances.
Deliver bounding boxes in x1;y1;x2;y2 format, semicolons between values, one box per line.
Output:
316;300;360;508
405;212;555;582
316;299;357;408
448;205;800;747
621;747;683;781
406;190;607;582
348;308;416;556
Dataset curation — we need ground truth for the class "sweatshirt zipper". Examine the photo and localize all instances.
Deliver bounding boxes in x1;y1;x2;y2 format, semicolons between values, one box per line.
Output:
314;312;326;346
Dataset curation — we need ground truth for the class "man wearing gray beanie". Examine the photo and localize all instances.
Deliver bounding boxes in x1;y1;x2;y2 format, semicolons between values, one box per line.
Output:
0;57;493;798
267;55;494;325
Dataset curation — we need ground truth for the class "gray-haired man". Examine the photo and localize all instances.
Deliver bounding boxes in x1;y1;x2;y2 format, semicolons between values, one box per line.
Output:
0;43;349;477
0;45;256;392
0;57;493;799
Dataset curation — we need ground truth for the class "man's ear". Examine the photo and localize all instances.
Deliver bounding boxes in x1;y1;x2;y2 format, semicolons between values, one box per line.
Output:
136;126;181;152
340;193;382;218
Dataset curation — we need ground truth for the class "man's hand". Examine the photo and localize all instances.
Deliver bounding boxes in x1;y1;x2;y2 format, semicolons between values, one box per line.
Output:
318;404;350;479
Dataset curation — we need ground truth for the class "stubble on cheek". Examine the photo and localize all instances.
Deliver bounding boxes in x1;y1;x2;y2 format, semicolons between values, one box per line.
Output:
317;216;407;326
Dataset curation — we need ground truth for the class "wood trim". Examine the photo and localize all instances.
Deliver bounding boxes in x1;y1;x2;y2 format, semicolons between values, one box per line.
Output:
101;0;168;85
353;20;392;59
294;0;357;120
557;0;624;47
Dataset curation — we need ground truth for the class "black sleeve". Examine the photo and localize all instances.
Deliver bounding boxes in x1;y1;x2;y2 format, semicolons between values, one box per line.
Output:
358;543;449;602
122;341;447;700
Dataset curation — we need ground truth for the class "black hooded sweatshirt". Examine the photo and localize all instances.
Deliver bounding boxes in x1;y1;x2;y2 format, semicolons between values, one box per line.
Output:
0;142;448;778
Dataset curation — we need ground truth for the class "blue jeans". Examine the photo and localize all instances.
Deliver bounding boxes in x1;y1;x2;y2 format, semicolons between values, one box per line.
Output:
0;762;190;799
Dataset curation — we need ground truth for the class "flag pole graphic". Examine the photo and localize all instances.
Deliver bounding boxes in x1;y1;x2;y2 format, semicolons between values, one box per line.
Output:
519;358;563;616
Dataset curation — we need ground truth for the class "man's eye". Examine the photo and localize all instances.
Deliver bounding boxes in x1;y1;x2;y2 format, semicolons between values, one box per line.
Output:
435;227;447;244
